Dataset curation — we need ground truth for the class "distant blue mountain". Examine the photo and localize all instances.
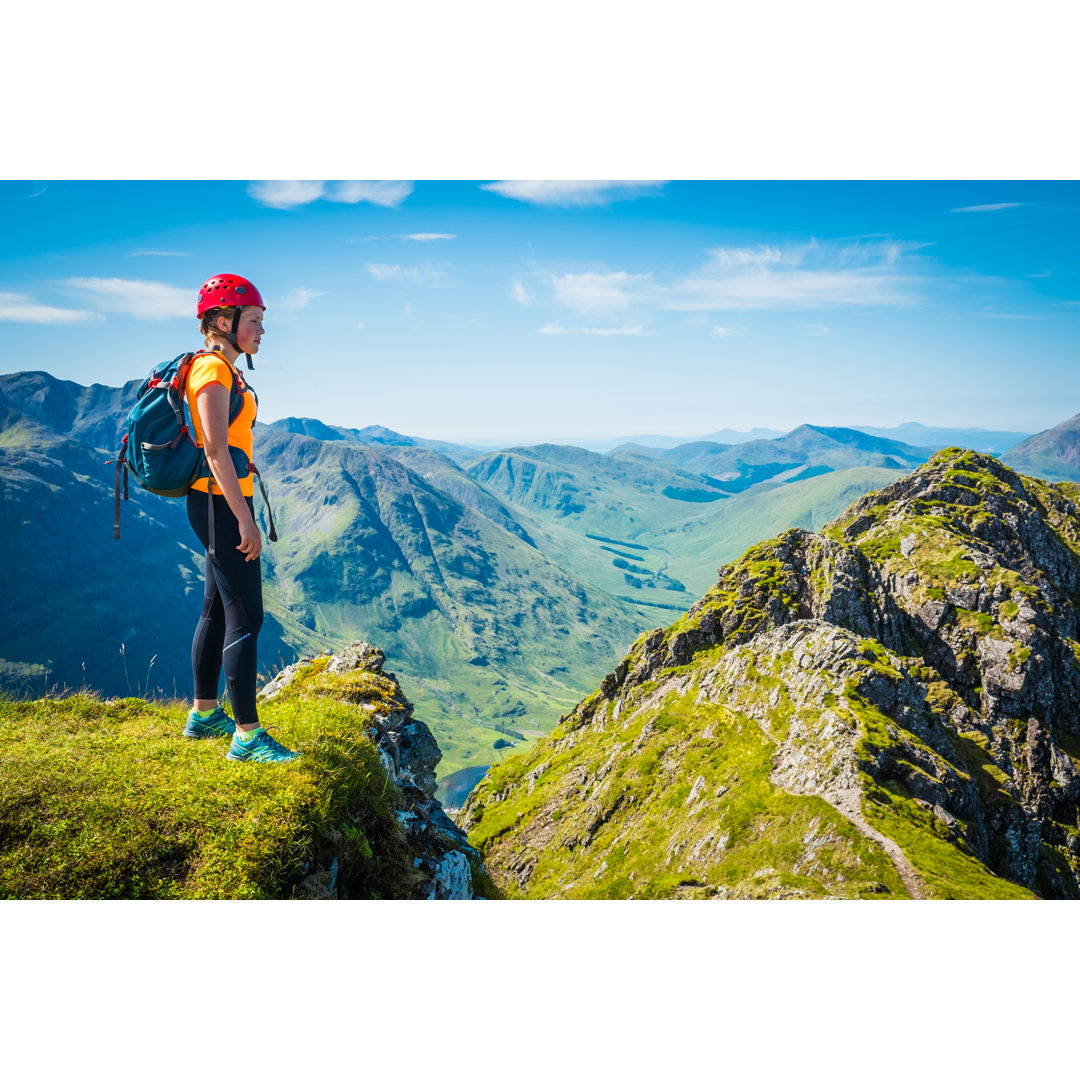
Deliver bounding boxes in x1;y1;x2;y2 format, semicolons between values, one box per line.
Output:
265;418;478;462
852;422;1030;454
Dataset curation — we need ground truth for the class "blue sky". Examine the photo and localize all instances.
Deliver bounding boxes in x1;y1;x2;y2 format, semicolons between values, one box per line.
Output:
1;179;1076;446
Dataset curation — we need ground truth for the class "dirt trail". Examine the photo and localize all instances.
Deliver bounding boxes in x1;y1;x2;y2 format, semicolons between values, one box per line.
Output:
830;791;925;899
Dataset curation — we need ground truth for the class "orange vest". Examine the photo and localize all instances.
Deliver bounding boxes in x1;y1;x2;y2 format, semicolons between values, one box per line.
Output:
184;351;258;496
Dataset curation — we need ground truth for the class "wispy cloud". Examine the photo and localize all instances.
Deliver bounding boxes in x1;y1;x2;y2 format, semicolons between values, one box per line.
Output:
21;182;47;200
61;277;191;319
351;232;456;242
326;181;414;207
951;202;1025;213
710;325;741;337
535;239;925;319
248;180;325;209
0;292;103;324
664;239;923;311
549;270;654;314
481;180;666;208
274;287;325;313
127;250;192;257
512;281;533;305
797;322;832;335
539;322;654;336
366;263;446;285
249;180;414;210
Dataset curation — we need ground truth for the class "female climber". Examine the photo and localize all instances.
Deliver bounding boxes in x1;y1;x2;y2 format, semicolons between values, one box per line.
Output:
180;273;299;763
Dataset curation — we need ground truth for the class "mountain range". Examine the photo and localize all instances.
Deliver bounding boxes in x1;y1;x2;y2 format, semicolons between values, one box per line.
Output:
2;369;1075;800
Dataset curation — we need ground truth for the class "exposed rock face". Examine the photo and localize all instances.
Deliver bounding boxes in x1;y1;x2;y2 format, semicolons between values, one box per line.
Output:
261;641;488;900
462;451;1080;899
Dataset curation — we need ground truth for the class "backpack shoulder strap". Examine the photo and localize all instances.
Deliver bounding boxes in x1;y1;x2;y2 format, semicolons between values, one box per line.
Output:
185;350;246;424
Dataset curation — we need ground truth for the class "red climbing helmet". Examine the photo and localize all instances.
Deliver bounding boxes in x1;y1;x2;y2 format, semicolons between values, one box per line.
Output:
196;274;266;316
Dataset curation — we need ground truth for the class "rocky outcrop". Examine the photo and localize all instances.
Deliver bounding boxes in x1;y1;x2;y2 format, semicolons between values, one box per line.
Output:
463;450;1080;899
261;641;489;900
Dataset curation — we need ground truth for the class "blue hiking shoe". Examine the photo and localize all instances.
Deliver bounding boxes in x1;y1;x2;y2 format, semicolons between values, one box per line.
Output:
226;728;301;764
183;706;236;739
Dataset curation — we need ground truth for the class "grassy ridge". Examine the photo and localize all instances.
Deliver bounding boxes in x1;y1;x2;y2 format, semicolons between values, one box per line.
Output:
0;683;423;899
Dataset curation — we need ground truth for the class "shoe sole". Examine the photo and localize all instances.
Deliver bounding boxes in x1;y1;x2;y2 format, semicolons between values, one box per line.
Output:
225;751;300;763
183;726;234;739
224;756;300;764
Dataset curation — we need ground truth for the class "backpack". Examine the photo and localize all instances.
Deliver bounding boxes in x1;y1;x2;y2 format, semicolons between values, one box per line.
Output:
112;351;277;558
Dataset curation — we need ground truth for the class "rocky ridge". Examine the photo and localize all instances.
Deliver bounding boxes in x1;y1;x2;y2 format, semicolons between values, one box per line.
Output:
461;449;1080;899
261;641;490;899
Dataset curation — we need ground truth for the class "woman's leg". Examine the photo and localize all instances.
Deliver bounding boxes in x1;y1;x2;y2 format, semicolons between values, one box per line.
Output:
192;545;226;710
187;491;263;727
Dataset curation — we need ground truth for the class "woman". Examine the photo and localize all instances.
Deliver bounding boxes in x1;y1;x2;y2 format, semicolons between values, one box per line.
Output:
181;273;299;763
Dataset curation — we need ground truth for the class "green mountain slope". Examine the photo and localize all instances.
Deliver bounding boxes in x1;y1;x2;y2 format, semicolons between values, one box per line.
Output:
652;466;908;594
462;449;1080;899
464;443;730;536
254;428;647;774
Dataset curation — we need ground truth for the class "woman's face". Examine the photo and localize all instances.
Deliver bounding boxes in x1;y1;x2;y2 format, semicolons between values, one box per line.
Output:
236;307;265;354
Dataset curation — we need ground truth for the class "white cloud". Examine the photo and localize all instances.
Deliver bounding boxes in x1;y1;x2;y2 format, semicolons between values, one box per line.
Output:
512;281;532;305
550;270;654;314
951;202;1025;213
351;232;455;242
710;325;739;337
248;180;326;209
481;180;666;207
539;322;654;336
664;238;923;311
0;292;103;325
366;263;445;285
248;180;414;210
706;245;789;269
325;181;414;207
797;322;832;335
532;237;926;324
666;269;918;310
61;277;191;319
274;287;325;313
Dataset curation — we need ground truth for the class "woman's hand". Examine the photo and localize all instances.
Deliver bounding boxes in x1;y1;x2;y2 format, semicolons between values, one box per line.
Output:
238;513;262;562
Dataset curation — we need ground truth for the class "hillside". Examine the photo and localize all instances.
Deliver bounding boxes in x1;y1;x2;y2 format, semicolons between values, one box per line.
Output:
1000;414;1080;483
255;428;648;774
0;641;495;899
464;443;731;535
462;450;1080;899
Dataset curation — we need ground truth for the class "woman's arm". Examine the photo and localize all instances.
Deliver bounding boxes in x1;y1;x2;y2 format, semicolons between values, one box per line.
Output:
195;382;261;562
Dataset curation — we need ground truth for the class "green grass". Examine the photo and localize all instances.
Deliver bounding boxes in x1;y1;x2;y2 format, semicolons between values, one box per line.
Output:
468;677;908;900
0;679;430;899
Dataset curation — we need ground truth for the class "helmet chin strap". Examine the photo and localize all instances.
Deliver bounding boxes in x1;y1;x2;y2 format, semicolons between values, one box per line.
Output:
226;308;254;369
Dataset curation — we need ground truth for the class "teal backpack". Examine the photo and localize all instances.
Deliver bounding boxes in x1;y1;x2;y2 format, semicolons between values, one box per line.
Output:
113;351;277;557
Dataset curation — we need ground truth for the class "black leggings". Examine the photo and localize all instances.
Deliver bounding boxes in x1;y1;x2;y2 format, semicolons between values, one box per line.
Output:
187;491;264;726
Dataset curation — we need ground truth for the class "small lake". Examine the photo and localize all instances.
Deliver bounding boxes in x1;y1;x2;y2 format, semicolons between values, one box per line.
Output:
437;764;491;811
